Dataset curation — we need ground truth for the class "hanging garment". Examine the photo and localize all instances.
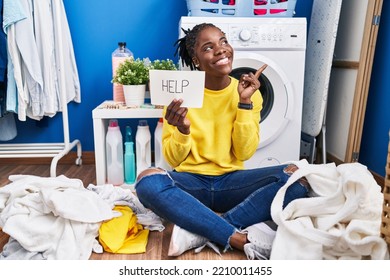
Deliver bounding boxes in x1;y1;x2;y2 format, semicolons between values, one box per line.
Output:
51;0;81;108
3;0;81;121
270;159;389;260
8;0;45;120
2;0;21;114
32;0;59;116
3;0;41;121
99;205;150;254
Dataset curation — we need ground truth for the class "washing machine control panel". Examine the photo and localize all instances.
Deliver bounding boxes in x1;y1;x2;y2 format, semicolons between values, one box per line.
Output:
227;24;306;49
238;29;252;41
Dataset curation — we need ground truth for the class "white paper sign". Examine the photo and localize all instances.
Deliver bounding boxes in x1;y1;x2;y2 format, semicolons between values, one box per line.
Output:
149;70;205;108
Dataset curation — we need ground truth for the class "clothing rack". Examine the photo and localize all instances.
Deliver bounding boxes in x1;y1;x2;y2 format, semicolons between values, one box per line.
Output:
0;0;82;177
0;119;82;177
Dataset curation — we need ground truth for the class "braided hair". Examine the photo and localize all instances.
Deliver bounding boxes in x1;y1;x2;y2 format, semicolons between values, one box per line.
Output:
174;23;222;70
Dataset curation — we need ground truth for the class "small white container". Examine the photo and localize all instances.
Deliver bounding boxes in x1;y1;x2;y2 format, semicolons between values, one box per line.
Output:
106;119;124;185
135;120;151;176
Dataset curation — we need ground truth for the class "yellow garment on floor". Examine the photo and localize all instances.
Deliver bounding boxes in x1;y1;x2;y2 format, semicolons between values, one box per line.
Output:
99;205;149;254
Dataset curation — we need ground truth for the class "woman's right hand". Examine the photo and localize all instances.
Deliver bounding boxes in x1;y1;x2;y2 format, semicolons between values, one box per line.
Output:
238;64;267;102
165;99;191;135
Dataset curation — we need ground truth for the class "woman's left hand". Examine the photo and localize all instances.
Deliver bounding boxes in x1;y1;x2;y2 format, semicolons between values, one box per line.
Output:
238;64;267;103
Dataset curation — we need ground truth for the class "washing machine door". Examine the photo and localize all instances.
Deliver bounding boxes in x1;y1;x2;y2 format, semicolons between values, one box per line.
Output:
231;52;294;149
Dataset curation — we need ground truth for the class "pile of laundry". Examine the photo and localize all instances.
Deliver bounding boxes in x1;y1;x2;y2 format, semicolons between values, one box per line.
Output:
270;160;389;260
0;174;163;260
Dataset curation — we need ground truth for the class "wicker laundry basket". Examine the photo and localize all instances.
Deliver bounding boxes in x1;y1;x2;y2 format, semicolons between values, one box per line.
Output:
381;131;390;249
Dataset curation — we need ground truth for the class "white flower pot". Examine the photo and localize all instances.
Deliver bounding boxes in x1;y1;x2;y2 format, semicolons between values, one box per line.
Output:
123;84;146;106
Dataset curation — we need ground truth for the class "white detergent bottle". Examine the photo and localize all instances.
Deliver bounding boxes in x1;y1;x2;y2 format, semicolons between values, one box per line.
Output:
135;120;151;176
106;119;124;185
112;42;133;102
154;118;172;170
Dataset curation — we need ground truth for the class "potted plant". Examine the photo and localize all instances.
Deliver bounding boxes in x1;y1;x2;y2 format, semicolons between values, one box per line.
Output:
112;57;150;106
150;59;178;70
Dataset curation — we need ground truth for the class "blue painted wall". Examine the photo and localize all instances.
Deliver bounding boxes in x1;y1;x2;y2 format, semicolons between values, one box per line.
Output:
2;0;388;177
359;0;390;177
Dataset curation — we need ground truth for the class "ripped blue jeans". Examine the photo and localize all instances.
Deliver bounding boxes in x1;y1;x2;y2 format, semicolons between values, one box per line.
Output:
135;164;308;249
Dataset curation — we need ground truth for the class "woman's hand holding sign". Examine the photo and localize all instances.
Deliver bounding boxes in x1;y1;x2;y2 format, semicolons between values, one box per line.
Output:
165;99;191;135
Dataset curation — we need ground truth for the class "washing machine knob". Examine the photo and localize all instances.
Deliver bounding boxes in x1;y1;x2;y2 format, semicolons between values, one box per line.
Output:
239;29;252;41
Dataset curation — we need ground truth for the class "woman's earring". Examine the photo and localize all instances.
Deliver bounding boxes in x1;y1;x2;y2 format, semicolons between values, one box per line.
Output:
193;59;199;68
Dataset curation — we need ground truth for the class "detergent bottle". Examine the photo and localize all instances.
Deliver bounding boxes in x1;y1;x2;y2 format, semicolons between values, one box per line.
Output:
124;141;136;184
106;119;124;185
135;120;151;176
154;118;171;170
124;124;136;184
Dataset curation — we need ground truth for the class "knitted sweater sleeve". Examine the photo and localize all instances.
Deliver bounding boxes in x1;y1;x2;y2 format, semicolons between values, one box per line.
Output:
231;91;262;161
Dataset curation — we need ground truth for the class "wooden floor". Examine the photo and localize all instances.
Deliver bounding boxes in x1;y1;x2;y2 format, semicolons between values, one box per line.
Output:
0;162;246;260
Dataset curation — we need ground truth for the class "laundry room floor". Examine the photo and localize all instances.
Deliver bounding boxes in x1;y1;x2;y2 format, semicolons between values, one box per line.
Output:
0;162;246;260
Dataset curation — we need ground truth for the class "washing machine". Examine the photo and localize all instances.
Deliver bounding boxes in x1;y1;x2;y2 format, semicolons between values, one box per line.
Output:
179;16;306;168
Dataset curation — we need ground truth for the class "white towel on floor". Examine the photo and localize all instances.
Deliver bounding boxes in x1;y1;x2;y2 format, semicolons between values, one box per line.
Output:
270;160;389;260
0;175;118;259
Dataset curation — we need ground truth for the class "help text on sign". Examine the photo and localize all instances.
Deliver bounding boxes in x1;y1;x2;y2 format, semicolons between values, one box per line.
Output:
162;79;190;94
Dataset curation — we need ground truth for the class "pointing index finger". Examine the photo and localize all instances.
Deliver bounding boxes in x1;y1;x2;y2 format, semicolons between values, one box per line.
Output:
254;64;268;79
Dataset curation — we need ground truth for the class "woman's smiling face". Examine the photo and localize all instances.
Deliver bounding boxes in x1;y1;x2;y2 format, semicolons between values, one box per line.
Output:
192;26;234;78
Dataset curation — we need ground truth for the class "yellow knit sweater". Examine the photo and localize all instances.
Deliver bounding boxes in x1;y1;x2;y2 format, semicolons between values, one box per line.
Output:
162;77;263;175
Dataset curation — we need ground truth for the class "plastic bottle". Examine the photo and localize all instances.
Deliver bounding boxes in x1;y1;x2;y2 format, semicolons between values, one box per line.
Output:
154;118;172;170
125;125;133;143
106;119;124;185
135;120;151;176
124;124;136;184
124;141;136;184
112;42;133;102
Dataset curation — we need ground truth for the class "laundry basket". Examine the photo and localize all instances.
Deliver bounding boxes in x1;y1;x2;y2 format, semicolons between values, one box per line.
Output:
186;0;297;17
381;130;390;249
